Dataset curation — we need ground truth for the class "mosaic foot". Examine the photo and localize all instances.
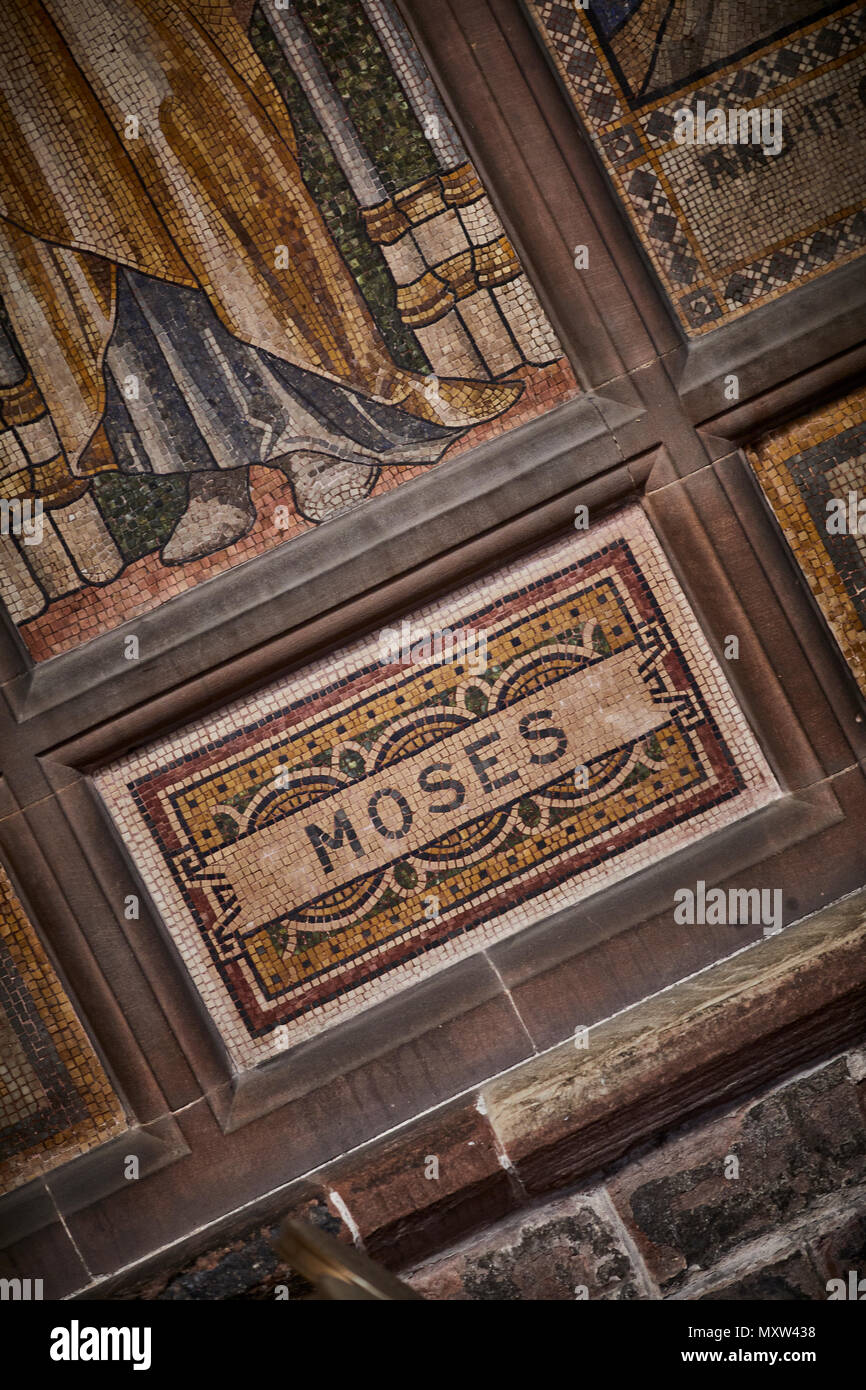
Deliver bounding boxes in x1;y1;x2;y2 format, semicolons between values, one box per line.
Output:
400;377;523;429
160;471;256;565
280;450;379;523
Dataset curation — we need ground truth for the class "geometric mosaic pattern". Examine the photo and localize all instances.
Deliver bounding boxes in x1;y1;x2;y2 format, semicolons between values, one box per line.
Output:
0;864;126;1196
527;0;866;333
96;507;778;1069
0;0;576;662
746;383;866;694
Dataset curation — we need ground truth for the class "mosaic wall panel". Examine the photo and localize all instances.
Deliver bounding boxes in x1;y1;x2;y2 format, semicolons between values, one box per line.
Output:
527;1;866;333
96;506;778;1069
0;863;126;1196
0;0;576;662
746;383;866;693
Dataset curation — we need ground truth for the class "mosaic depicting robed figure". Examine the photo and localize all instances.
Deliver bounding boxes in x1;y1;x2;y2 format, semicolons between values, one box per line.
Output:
0;0;566;625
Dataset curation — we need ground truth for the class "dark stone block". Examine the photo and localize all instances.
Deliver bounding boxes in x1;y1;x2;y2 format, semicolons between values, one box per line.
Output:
698;1252;826;1301
327;1101;518;1268
405;1192;643;1301
129;1191;348;1301
810;1207;866;1285
610;1059;866;1288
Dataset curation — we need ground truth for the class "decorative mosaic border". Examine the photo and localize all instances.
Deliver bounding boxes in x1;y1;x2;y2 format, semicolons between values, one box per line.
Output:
0;863;126;1195
96;506;778;1068
746;382;866;694
526;0;866;333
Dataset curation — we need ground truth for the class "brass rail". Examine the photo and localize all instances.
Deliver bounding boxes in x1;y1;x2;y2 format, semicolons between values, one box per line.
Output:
274;1216;424;1301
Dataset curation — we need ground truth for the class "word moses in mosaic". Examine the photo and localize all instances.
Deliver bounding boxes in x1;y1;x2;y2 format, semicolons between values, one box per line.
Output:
0;0;574;659
96;509;778;1068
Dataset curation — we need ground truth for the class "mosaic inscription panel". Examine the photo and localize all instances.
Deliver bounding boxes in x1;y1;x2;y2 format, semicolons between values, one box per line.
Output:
527;0;866;332
0;864;126;1196
747;383;866;693
97;508;778;1068
0;0;576;661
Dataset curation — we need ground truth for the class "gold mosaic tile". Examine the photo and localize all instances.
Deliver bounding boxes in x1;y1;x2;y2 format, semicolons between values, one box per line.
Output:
0;0;576;661
527;1;866;333
746;382;866;692
96;506;778;1069
0;864;126;1196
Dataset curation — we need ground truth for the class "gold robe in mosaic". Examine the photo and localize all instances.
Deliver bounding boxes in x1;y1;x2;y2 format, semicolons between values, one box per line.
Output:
0;0;518;479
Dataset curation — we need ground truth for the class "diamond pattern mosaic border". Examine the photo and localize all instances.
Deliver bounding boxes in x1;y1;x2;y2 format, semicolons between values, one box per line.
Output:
527;1;866;333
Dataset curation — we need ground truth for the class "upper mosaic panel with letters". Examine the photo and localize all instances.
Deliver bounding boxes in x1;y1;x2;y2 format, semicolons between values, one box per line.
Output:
96;508;778;1069
527;0;866;333
0;0;576;661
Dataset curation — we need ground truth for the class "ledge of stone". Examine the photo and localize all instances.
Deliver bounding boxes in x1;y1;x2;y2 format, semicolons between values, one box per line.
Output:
75;889;866;1298
481;891;866;1195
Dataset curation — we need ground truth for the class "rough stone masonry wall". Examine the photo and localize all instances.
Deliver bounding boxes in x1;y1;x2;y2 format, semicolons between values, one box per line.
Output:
110;895;866;1302
119;1044;866;1302
406;1050;866;1301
